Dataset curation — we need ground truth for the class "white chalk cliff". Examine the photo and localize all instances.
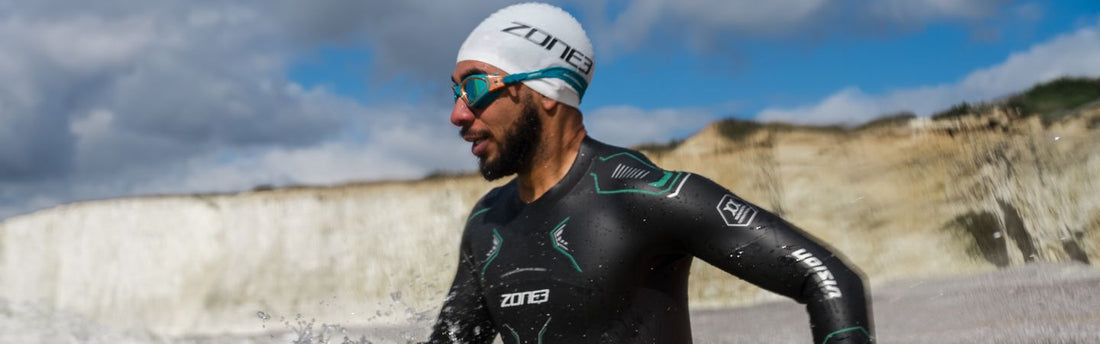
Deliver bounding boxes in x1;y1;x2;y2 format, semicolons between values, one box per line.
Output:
1;105;1098;337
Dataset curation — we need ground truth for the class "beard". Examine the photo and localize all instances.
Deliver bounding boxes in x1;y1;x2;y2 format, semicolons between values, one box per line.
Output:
477;98;542;181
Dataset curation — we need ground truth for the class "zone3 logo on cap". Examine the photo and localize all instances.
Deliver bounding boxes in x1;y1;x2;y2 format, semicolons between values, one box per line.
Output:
502;21;593;75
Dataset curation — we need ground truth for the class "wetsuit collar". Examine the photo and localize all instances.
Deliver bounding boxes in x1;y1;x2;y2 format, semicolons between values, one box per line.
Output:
513;136;599;207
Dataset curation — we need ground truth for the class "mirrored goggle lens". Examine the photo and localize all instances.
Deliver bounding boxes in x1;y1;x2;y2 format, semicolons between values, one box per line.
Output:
462;77;490;104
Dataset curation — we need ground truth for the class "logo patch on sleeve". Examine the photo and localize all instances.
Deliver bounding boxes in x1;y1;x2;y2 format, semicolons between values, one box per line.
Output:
716;194;757;227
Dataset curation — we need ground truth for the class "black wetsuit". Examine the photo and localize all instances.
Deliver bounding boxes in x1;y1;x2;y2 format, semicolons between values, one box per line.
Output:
426;137;872;344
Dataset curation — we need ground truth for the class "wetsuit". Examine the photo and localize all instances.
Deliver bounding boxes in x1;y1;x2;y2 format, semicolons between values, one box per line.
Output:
426;137;872;344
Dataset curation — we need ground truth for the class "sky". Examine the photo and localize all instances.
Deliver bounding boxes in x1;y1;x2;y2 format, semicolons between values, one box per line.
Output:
2;0;1100;219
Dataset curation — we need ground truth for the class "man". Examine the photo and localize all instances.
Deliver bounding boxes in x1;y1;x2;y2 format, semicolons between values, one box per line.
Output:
427;3;872;343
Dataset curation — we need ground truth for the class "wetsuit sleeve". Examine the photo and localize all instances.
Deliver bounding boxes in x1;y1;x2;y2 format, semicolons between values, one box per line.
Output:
664;174;873;344
424;237;497;344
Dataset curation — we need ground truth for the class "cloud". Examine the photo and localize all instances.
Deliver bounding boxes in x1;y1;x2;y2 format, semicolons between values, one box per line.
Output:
0;1;1067;220
594;0;824;56
588;0;1011;58
146;134;464;196
757;18;1100;125
586;105;716;147
272;0;516;83
0;2;337;179
208;0;1022;80
1;100;467;219
160;103;468;193
864;0;1009;25
0;1;482;219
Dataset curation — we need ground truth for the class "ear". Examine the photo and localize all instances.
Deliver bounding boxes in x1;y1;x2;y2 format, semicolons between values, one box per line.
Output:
539;96;558;113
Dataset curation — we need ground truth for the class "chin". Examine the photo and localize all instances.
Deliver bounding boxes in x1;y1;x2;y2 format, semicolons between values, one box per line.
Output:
478;157;516;181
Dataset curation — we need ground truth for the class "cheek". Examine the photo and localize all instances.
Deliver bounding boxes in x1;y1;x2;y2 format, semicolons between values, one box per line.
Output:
481;109;519;136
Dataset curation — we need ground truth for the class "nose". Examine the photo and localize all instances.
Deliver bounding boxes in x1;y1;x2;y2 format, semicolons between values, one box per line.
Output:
450;99;475;127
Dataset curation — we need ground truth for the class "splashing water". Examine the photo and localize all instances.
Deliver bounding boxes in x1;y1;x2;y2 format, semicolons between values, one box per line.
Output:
282;314;371;344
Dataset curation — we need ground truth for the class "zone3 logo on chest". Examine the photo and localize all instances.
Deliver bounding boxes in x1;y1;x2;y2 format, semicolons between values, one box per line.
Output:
500;289;550;308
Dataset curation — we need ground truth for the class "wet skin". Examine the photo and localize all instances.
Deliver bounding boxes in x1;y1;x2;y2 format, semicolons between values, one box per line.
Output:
450;61;527;171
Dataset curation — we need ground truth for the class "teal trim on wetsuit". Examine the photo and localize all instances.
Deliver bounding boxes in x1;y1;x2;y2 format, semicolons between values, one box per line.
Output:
427;137;873;344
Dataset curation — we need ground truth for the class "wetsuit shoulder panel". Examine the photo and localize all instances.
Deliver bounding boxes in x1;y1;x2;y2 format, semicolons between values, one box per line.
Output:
584;146;691;198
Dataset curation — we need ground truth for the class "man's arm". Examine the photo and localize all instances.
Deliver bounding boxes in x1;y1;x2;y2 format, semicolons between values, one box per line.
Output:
664;174;873;343
424;242;497;344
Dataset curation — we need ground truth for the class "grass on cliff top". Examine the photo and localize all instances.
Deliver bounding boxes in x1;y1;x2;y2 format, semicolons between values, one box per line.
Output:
610;78;1098;152
639;114;909;147
715;76;1099;141
932;76;1100;124
1007;76;1100;124
930;102;993;121
632;119;841;151
633;139;685;153
853;111;918;131
714;118;848;142
421;170;476;180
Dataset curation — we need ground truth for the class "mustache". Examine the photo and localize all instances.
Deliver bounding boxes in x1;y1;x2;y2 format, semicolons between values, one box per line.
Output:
460;126;489;139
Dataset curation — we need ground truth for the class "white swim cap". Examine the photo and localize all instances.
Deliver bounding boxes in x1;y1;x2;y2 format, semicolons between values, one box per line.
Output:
457;2;594;108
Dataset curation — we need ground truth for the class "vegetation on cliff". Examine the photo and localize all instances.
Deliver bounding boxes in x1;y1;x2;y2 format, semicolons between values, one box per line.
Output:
634;77;1099;152
932;76;1100;124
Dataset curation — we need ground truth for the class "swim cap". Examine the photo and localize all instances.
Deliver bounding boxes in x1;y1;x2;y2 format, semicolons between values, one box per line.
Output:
457;2;594;108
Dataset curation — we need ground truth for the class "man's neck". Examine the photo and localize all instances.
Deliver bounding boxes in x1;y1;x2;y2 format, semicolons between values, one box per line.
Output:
516;127;587;203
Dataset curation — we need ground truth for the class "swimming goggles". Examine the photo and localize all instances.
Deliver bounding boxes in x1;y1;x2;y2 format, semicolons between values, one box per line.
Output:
453;66;588;109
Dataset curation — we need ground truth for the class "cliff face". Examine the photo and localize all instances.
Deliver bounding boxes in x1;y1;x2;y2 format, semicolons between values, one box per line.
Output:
1;106;1097;337
662;107;1100;307
0;178;502;336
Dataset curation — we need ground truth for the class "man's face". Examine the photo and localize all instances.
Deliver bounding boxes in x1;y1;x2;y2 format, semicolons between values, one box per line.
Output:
451;61;543;180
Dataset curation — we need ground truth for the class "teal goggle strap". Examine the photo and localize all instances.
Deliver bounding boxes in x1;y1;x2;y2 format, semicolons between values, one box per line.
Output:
503;66;589;99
